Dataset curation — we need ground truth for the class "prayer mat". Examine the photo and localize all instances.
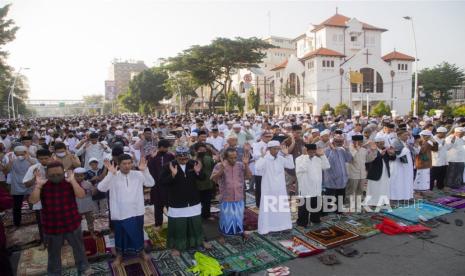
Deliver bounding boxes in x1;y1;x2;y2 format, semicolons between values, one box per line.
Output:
82;215;110;232
384;201;453;223
221;236;293;274
321;214;380;237
6;223;41;251
451;191;465;199
245;192;256;206
145;226;168;250
151;250;192;276
278;237;324;258
432;196;465;209
62;260;111;276
243;207;258;231
304;225;361;249
261;228;323;257
17;245;75;276
247;205;260;215
110;257;159;276
221;232;275;254
181;240;233;263
2;208;37;228
83;231;111;260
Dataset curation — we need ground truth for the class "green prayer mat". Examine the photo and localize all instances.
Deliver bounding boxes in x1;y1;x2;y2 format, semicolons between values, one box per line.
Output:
181;240;233;262
61;260;111;276
151;250;193;276
145;226;168;250
321;213;380;237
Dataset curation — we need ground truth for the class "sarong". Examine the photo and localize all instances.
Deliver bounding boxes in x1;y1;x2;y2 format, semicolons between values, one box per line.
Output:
219;201;244;236
446;162;464;188
413;168;430;190
167;215;203;251
112;215;144;255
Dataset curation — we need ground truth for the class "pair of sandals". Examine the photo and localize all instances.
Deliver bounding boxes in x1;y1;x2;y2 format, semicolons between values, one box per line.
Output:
318;246;359;266
267;266;290;276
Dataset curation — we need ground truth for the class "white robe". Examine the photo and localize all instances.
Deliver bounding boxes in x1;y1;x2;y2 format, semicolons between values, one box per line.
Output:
413;168;430;190
366;158;390;206
256;152;294;234
295;155;330;198
390;146;414;200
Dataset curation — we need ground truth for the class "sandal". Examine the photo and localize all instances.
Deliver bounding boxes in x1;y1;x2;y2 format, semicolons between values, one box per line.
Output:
415;232;438;240
336;246;359;257
318;254;341;265
436;217;450;224
455;219;463;226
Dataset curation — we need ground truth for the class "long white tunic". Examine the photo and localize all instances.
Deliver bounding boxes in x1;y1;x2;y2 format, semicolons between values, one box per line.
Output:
256;152;294;234
366;157;390;206
295;155;330;198
98;169;155;221
389;146;414;200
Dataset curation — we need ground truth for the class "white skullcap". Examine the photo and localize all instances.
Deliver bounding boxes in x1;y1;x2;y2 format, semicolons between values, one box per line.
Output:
73;167;87;174
14;145;27;152
123;146;130;152
55;138;63;142
320;129;331;136
311;129;320;134
267;140;281;148
436;127;448;133
244;122;251;127
88;157;99;164
115;130;123;136
454;127;465;133
232;123;241;128
131;137;140;142
419;130;432;136
190;132;198;137
227;133;238;139
374;133;385;143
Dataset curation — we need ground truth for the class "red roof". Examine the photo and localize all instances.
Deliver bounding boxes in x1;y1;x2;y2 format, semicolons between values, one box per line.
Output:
270;59;288;71
300;48;345;61
382;51;415;62
312;13;387;33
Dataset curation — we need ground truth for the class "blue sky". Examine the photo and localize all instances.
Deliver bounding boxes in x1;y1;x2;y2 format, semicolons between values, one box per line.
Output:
4;0;465;100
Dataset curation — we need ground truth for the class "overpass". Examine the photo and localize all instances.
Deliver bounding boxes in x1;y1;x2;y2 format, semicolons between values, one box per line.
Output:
25;99;104;117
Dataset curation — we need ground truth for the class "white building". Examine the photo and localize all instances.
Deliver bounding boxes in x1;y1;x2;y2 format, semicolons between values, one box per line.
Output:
236;13;415;115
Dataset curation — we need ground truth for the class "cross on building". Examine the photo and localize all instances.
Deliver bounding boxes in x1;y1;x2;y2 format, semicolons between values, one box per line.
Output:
363;48;372;64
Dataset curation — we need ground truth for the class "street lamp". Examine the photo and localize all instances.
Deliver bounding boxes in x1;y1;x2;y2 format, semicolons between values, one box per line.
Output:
403;16;418;117
8;67;30;120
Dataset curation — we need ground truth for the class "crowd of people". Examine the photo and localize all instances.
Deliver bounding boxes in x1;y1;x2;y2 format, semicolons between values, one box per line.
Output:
0;112;464;275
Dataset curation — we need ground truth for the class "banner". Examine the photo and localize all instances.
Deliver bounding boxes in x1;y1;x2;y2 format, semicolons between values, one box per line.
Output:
349;71;363;84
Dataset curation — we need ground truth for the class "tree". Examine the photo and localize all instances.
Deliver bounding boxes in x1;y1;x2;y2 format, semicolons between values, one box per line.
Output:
370;101;391;117
418;62;465;108
334;103;350;117
118;67;169;115
247;86;260;113
0;4;29;118
320;103;334;116
164;72;199;114
453;105;465;117
226;90;244;114
166;37;273;113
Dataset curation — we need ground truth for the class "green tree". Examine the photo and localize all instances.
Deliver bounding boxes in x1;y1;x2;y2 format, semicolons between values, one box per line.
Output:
0;4;29;118
118;67;169;115
226;90;244;113
418;62;465;108
166;37;273;113
334;103;350;117
247;86;260;113
164;72;199;114
371;101;391;117
320;103;334;116
453;105;465;117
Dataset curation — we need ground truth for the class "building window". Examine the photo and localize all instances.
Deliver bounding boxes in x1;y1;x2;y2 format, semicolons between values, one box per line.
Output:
405;64;408;70
351;36;357;42
322;60;326;67
351;83;358;93
376;72;384;93
360;67;374;93
308;60;314;69
331;60;334;67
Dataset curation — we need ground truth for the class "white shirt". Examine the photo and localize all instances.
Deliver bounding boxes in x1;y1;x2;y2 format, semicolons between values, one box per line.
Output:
206;136;225;151
445;135;465;163
432;135;448;167
252;140;267;176
98;169;155;220
22;163;46;210
296;154;330;197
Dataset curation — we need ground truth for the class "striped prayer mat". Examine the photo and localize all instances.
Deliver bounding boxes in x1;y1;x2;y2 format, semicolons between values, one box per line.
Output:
432;196;465;209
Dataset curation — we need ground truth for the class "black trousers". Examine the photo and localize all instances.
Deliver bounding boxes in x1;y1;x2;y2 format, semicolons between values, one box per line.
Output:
199;189;213;219
0;246;13;276
430;166;448;190
154;204;167;227
323;188;346;214
297;197;321;227
254;176;262;208
34;210;44;243
13;195;24;227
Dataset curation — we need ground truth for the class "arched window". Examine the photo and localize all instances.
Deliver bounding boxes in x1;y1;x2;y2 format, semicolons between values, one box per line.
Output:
288;73;296;95
296;76;301;95
360;68;374;93
376;72;383;93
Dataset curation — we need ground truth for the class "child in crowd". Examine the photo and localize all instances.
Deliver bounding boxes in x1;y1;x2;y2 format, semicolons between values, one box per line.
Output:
74;167;96;238
85;158;107;217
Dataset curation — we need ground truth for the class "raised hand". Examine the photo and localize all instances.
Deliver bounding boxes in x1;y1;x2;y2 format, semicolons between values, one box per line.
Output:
65;170;75;183
242;154;250;165
281;144;289;155
34;170;47;188
104;159;118;175
139;155;148;171
369;141;378;151
316;148;325;157
169;162;178;178
150;148;158;158
194;161;202;174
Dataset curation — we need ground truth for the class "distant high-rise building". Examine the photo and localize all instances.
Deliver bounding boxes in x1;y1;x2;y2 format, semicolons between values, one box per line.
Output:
105;59;148;100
